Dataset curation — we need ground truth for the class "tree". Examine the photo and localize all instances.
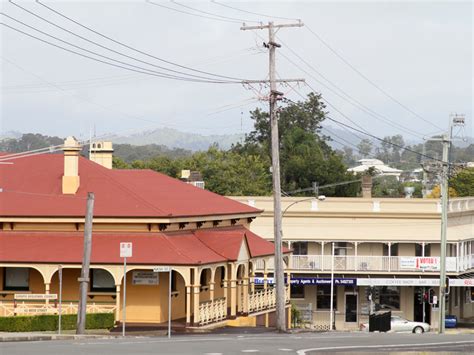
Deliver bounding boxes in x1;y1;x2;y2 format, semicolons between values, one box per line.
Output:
427;185;458;198
450;168;474;197
357;139;373;158
235;92;358;197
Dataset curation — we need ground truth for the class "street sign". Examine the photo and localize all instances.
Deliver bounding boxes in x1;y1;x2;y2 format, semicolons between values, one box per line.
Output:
153;266;171;273
14;294;57;300
120;242;132;258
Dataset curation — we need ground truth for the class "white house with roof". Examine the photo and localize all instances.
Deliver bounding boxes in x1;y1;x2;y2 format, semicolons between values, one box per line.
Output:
348;159;403;180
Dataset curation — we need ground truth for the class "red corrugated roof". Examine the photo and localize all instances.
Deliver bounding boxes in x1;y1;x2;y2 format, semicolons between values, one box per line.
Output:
0;153;260;218
0;227;284;265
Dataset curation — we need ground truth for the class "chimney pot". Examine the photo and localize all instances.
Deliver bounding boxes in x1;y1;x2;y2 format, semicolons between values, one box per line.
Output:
89;141;113;169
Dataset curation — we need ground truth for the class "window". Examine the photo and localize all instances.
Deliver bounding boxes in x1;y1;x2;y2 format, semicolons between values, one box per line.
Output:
335;242;348;256
290;284;305;299
378;286;400;310
200;269;208;286
90;269;115;292
316;285;337;310
383;244;399;256
415;244;423;257
292;242;308;255
3;268;29;291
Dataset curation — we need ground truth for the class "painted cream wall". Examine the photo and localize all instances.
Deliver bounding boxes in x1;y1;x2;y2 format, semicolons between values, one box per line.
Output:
118;270;187;323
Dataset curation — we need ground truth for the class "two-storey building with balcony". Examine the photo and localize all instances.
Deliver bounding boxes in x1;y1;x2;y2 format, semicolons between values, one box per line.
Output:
231;195;474;331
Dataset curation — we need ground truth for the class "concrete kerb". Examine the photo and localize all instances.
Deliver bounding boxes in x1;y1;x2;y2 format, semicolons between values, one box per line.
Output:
0;332;118;343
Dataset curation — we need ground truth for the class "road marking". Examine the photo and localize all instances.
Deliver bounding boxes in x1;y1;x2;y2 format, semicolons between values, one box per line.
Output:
296;340;474;354
204;353;223;355
241;351;259;353
278;349;293;351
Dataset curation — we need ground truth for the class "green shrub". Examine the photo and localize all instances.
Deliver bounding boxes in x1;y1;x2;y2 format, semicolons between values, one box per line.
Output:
0;313;114;332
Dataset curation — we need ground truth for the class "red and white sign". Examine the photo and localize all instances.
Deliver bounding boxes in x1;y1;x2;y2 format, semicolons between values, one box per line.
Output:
120;242;132;258
399;257;457;271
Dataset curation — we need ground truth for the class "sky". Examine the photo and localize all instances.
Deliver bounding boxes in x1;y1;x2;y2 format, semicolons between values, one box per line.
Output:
0;0;472;144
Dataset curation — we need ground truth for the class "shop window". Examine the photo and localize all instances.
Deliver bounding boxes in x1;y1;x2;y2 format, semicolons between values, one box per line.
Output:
90;269;115;292
454;287;459;307
292;242;308;255
316;284;337;310
378;286;400;310
290;284;305;299
3;268;29;291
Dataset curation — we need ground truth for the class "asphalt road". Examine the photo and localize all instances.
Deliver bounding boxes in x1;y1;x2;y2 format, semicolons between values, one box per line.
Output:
2;331;474;354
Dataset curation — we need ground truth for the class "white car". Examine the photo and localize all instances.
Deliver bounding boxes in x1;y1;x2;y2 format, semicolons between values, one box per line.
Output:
360;316;430;333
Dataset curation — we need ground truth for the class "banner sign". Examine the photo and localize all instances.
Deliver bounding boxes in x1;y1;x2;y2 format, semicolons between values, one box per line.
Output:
132;271;159;285
254;277;356;286
399;257;457;271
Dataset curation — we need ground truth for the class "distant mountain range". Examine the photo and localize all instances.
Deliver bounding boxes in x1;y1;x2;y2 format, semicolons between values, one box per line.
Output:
110;127;245;151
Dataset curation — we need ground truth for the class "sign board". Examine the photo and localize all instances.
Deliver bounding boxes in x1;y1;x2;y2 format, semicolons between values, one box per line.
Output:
153;266;171;273
433;295;438;305
253;277;355;286
357;278;474;287
120;242;132;258
132;271;159;285
399;257;457;271
15;294;58;300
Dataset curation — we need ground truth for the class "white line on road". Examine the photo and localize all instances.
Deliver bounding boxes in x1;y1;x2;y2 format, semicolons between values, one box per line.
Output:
241;351;259;353
296;340;474;354
278;349;293;351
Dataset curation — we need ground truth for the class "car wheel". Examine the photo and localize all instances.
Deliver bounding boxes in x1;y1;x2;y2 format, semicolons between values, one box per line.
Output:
413;326;424;334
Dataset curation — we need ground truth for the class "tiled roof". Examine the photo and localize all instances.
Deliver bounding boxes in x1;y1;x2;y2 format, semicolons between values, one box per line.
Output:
0;154;260;218
0;226;284;265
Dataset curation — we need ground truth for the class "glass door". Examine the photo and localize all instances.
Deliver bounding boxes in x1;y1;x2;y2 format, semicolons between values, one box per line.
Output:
345;293;358;323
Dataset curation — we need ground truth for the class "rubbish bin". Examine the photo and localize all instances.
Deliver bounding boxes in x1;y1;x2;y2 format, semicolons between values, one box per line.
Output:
445;315;457;328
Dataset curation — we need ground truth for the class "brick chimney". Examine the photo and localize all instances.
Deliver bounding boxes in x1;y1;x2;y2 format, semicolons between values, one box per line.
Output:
90;141;113;169
361;174;373;198
62;136;81;194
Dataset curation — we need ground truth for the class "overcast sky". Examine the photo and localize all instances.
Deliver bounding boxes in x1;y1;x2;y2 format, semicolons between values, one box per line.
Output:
1;0;472;143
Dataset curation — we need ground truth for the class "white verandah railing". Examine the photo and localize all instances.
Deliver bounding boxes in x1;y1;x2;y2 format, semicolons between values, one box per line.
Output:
247;286;290;314
278;255;473;273
198;297;227;326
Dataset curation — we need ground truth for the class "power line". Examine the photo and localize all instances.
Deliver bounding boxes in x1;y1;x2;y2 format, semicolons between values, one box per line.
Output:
276;36;427;140
147;0;242;24
211;1;300;22
171;1;257;24
0;21;238;84
34;0;249;81
5;2;241;83
305;25;444;131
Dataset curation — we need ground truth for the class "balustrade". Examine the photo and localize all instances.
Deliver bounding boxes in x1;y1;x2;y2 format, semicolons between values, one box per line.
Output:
198;297;227;326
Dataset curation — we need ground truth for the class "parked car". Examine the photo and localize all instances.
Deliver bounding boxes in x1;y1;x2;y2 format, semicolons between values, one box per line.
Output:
360;316;430;333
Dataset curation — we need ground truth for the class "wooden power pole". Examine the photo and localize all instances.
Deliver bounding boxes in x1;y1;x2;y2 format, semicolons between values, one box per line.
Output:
241;21;304;332
76;192;95;334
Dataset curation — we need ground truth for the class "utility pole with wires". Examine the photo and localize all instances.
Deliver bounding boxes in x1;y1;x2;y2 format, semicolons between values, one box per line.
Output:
423;114;465;334
241;21;304;332
76;192;95;334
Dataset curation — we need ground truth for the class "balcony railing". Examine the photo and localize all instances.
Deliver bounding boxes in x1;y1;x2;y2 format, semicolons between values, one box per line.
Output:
248;286;290;314
269;254;474;273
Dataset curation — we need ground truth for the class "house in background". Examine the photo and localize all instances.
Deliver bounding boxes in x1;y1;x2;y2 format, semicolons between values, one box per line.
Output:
348;159;403;180
0;137;290;329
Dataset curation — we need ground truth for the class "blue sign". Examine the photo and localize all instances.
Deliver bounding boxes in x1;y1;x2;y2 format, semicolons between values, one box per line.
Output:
253;277;356;286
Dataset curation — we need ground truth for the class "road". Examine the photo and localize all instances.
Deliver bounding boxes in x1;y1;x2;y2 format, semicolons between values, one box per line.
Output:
2;331;474;354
